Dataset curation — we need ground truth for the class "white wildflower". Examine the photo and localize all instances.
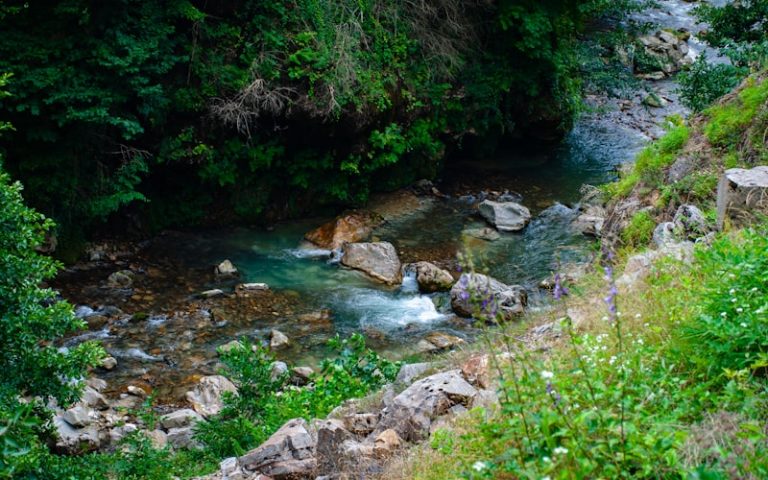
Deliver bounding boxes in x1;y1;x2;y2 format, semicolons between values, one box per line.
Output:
553;447;569;455
472;461;487;472
541;370;554;380
741;322;748;328
635;313;642;319
737;307;743;313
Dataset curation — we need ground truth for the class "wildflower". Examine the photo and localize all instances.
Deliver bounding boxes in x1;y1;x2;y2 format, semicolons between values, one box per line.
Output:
731;298;737;303
542;456;552;463
741;322;748;328
751;287;758;292
736;307;743;313
602;315;609;322
729;288;736;295
553;447;569;455
553;273;570;300
541;370;554;379
472;461;487;472
721;312;727;317
635;313;641;319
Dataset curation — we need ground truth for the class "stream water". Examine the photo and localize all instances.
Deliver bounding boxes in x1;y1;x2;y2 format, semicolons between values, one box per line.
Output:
58;0;716;402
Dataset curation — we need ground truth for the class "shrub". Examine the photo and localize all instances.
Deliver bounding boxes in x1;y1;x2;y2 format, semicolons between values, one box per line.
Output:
621;210;656;247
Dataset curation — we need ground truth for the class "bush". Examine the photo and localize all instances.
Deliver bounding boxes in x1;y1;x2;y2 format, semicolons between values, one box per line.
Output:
621;210;656;247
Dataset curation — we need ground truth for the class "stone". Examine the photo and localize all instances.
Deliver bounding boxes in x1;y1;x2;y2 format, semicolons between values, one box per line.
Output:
652;222;678;248
424;332;465;350
186;375;238;418
100;356;117;370
450;273;527;321
270;329;290;349
642;92;667;108
107;270;134;288
343;413;379;435
239;418;317;479
395;363;433;385
462;227;501;242
673;204;709;240
573;204;606;237
237;282;270;292
291;367;314;384
304;211;379;250
374;370;477;442
201;288;225;298
373;429;402;458
341;242;402;285
85;314;108;330
667;156;696;183
270;361;289;381
81;386;109;410
314;419;354;470
54;415;105;453
87;377;108;392
716;166;768;229
638;30;693;75
416;339;441;354
460;354;491;389
219;339;248;355
160;409;203;430
340;439;374;458
127;385;148;398
409;261;454;292
109;423;138;444
63;405;94;428
167;426;201;449
146;429;168;449
477;200;531;232
216;259;238;276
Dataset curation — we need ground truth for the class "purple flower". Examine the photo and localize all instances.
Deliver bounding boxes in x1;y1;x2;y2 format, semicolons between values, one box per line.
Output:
546;381;561;406
553;273;570;300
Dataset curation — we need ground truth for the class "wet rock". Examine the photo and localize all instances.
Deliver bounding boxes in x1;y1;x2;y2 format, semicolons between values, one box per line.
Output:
461;354;491;389
642;92;667;108
160;409;203;430
239;418;317;479
341;242;402;285
477;200;531;232
81;386;109;410
236;283;270;296
296;309;332;327
304;211;380;250
673;204;709;240
107;270;135;288
461;227;500;242
374;370;478;442
87;377;108;392
219;339;248;355
167;426;201;449
373;429;402;459
418;332;465;353
409;261;454;292
186;375;238;418
100;356;117;371
63;405;94;428
716;166;768;229
216;259;238;277
573;205;606;237
270;329;290;349
85;314;108;330
395;362;433;384
638;30;693;75
450;273;527;321
343;413;379;435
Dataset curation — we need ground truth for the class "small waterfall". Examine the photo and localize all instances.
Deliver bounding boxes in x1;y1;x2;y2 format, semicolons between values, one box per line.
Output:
400;266;419;294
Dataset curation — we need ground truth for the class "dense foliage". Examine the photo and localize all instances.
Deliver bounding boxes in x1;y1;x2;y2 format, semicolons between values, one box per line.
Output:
404;224;768;479
196;334;401;458
0;1;637;254
678;0;768;111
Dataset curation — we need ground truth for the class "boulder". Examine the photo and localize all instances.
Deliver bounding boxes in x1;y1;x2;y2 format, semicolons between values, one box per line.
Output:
673;204;709;240
341;242;402;285
460;354;491;389
652;222;677;248
638;30;693;75
374;370;478;441
450;273;527;321
109;423;138;445
270;361;289;381
270;329;290;349
304;212;379;250
160;409;203;430
417;332;465;354
54;415;105;453
146;429;168;449
477;200;531;232
62;405;94;428
81;386;109;410
409;262;454;292
239;418;317;479
716;166;768;229
292;367;314;384
216;259;238;277
343;413;379;435
573;205;606;237
314;419;354;471
167;426;201;449
185;375;238;418
395;362;433;384
373;429;402;459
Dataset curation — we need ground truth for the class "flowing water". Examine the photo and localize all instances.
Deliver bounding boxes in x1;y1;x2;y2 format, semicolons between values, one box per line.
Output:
59;0;713;401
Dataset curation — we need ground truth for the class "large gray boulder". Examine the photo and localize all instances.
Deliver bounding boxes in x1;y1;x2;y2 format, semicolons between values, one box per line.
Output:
341;242;402;285
185;375;238;418
373;370;478;442
409;261;454;292
450;273;527;321
477;200;531;232
239;418;317;479
716;166;768;229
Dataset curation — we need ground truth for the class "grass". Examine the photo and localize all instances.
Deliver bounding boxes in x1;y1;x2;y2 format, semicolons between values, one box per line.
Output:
704;76;768;149
621;210;656;247
385;224;768;479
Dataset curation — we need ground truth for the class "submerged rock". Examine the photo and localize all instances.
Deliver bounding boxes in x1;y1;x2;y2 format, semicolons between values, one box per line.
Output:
477;200;531;232
461;227;501;242
305;211;379;250
409;261;454;292
450;273;527;321
107;270;134;288
341;242;402;285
